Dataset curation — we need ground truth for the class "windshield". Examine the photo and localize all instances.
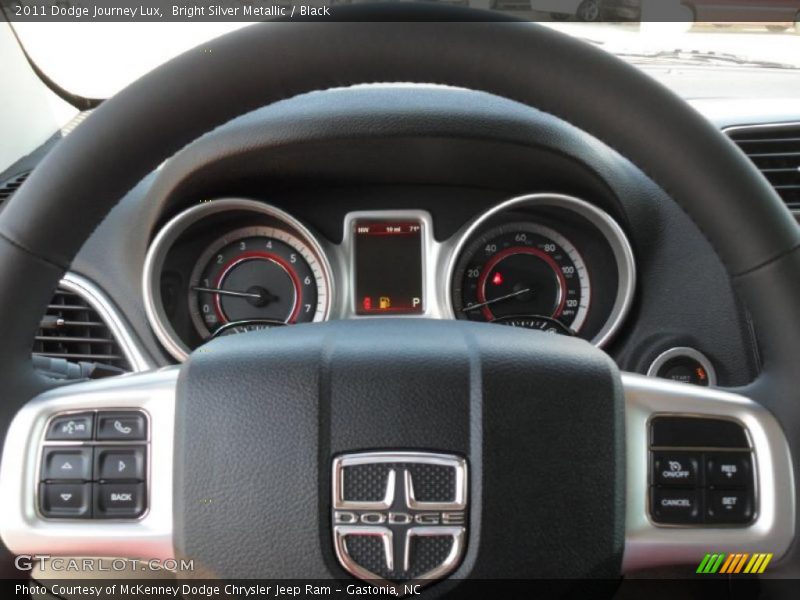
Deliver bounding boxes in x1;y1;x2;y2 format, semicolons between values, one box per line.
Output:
10;11;800;99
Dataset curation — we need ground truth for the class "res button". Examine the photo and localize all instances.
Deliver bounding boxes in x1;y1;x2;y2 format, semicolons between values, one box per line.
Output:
706;453;752;487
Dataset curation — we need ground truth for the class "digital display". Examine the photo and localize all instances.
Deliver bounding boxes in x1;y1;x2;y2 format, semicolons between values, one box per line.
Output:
354;220;424;315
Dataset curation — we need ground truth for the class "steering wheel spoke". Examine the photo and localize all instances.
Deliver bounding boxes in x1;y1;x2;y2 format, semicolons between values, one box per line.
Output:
0;359;795;580
0;367;177;561
622;373;795;572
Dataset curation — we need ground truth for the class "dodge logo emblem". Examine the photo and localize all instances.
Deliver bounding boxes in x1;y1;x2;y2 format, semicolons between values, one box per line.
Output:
332;452;468;591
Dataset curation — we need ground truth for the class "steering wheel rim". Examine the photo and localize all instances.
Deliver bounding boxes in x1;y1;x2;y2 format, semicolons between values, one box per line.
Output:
0;4;798;582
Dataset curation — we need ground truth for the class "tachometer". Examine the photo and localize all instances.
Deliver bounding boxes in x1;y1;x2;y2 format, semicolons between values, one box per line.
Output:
451;222;590;333
188;226;328;339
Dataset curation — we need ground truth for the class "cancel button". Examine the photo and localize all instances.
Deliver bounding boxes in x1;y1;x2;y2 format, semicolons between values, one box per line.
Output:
653;452;699;486
651;488;700;524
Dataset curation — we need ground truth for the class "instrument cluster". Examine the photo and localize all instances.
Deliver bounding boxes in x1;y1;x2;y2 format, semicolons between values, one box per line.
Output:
143;194;635;361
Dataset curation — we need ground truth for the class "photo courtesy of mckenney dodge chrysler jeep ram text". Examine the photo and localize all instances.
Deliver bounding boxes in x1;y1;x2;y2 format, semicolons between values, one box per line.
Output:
0;1;799;599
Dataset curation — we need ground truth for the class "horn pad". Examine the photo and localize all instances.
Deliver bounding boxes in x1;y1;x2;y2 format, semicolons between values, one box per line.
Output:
173;319;624;584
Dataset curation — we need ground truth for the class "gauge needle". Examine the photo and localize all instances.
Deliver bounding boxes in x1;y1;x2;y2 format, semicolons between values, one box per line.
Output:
192;286;263;300
461;288;532;313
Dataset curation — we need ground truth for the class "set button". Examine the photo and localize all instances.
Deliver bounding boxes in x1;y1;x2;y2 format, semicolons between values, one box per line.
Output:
707;489;753;524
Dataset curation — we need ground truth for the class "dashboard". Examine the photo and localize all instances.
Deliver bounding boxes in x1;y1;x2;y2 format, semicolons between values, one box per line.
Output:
142;194;635;361
3;39;800;585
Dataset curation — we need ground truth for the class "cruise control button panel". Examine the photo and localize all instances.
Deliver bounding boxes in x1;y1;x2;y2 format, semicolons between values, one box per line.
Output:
38;410;148;519
649;416;755;527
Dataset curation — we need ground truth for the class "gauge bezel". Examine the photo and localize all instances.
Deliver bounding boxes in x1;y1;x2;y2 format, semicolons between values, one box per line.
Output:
443;193;636;348
188;225;328;338
454;221;592;333
142;198;333;362
337;209;440;319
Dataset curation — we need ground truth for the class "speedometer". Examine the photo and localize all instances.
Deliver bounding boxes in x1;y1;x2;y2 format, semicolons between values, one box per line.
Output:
188;226;328;339
451;222;591;333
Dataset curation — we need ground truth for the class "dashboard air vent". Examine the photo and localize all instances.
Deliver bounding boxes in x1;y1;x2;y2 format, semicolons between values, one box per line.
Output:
33;287;131;371
728;125;800;210
0;171;31;207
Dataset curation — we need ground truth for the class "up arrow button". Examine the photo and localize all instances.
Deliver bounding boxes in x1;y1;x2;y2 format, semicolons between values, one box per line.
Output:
42;448;92;481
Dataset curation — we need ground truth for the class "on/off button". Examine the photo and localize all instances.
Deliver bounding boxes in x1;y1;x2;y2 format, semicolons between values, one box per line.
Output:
652;453;700;486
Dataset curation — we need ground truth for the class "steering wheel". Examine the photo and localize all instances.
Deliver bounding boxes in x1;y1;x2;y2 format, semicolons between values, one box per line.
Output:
0;6;798;592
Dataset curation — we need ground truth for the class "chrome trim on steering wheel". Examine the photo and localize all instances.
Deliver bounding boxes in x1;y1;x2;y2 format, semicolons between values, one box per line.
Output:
622;373;795;572
0;368;178;560
2;367;793;572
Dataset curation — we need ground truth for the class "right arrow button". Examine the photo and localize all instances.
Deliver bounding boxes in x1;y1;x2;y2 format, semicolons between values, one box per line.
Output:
94;447;145;482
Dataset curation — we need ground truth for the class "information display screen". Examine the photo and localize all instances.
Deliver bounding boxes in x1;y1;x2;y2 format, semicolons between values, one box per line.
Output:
353;220;424;315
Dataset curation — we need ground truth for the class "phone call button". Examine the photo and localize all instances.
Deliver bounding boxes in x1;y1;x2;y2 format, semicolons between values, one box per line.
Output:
96;412;147;441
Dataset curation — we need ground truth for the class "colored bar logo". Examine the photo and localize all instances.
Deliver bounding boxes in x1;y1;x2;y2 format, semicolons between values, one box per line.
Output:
696;552;773;574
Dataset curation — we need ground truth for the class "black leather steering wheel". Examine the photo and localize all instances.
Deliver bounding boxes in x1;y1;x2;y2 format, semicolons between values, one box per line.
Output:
0;5;798;590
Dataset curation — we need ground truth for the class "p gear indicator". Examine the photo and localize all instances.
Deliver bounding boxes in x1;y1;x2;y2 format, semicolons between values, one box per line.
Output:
354;220;424;315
